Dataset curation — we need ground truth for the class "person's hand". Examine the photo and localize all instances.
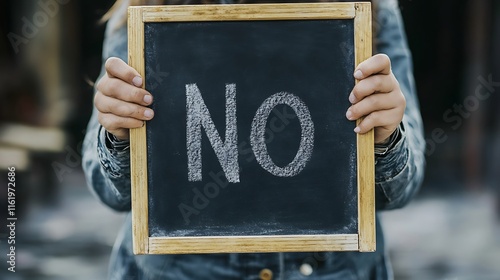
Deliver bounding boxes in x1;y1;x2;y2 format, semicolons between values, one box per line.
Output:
346;54;406;144
94;57;154;140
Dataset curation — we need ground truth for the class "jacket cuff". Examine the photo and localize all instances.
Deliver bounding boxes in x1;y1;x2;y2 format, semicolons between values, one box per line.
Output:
374;123;409;183
97;126;131;179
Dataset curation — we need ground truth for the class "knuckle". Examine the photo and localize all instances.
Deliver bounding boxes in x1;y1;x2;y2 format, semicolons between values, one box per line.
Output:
394;90;406;106
368;96;379;109
391;75;400;89
105;78;121;93
351;88;359;100
96;74;111;93
376;53;391;70
131;88;143;102
363;78;377;95
98;77;117;97
118;103;134;117
349;105;360;117
358;120;369;132
95;77;104;91
378;53;390;60
356;81;366;95
95;93;111;113
365;111;380;125
105;57;119;71
374;75;385;90
115;117;127;128
97;112;104;124
106;79;122;97
352;85;364;100
134;107;143;118
98;114;112;129
93;92;101;107
399;92;407;106
94;93;108;112
373;111;383;122
377;53;390;64
133;106;144;118
109;79;131;100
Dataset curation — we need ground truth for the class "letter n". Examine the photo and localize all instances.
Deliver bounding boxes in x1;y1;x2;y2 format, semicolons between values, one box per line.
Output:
186;83;239;183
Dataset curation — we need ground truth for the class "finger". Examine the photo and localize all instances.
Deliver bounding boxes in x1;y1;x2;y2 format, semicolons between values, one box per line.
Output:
97;76;153;106
353;109;401;135
95;93;154;120
105;57;143;87
354;53;391;80
349;74;397;103
98;112;145;133
346;91;405;121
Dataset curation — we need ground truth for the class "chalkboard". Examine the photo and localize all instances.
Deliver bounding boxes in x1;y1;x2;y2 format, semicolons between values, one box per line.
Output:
129;3;374;255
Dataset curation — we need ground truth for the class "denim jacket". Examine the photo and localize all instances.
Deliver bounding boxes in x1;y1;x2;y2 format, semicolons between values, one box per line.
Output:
82;0;425;279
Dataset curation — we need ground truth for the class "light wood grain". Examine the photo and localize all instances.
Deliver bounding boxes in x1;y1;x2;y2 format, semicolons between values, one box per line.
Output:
149;234;359;254
354;2;375;252
142;3;356;22
128;7;149;255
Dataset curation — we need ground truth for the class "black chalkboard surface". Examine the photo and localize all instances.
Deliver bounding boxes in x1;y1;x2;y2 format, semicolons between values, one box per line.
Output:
129;3;375;255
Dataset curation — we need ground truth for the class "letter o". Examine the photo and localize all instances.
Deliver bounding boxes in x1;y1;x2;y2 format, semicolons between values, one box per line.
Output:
264;127;275;144
250;92;314;177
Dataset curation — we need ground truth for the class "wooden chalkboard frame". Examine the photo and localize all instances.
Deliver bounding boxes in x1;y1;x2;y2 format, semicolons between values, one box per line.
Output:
128;2;374;255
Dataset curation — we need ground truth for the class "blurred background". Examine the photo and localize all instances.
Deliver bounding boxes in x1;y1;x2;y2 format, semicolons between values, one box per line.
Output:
0;0;499;279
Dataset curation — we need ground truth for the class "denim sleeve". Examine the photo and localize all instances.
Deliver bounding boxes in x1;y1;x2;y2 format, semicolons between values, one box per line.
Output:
373;0;426;210
81;19;132;211
82;104;132;211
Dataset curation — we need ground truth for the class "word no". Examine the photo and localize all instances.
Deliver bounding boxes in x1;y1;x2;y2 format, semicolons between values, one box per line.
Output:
186;83;315;182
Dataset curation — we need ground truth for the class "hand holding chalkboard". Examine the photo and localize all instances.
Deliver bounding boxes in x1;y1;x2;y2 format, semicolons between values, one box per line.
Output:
94;57;154;140
347;54;406;143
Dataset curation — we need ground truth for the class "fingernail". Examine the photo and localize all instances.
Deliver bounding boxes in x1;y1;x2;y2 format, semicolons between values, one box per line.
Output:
349;93;356;103
354;70;363;79
346;110;353;120
133;76;143;87
354;127;361;133
144;109;154;118
143;94;153;104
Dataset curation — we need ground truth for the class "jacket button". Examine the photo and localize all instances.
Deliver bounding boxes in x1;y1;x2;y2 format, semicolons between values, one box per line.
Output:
300;263;313;276
259;268;273;280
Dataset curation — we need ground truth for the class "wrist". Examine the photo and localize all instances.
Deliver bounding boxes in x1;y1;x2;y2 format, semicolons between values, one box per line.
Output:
374;125;402;156
105;130;130;152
